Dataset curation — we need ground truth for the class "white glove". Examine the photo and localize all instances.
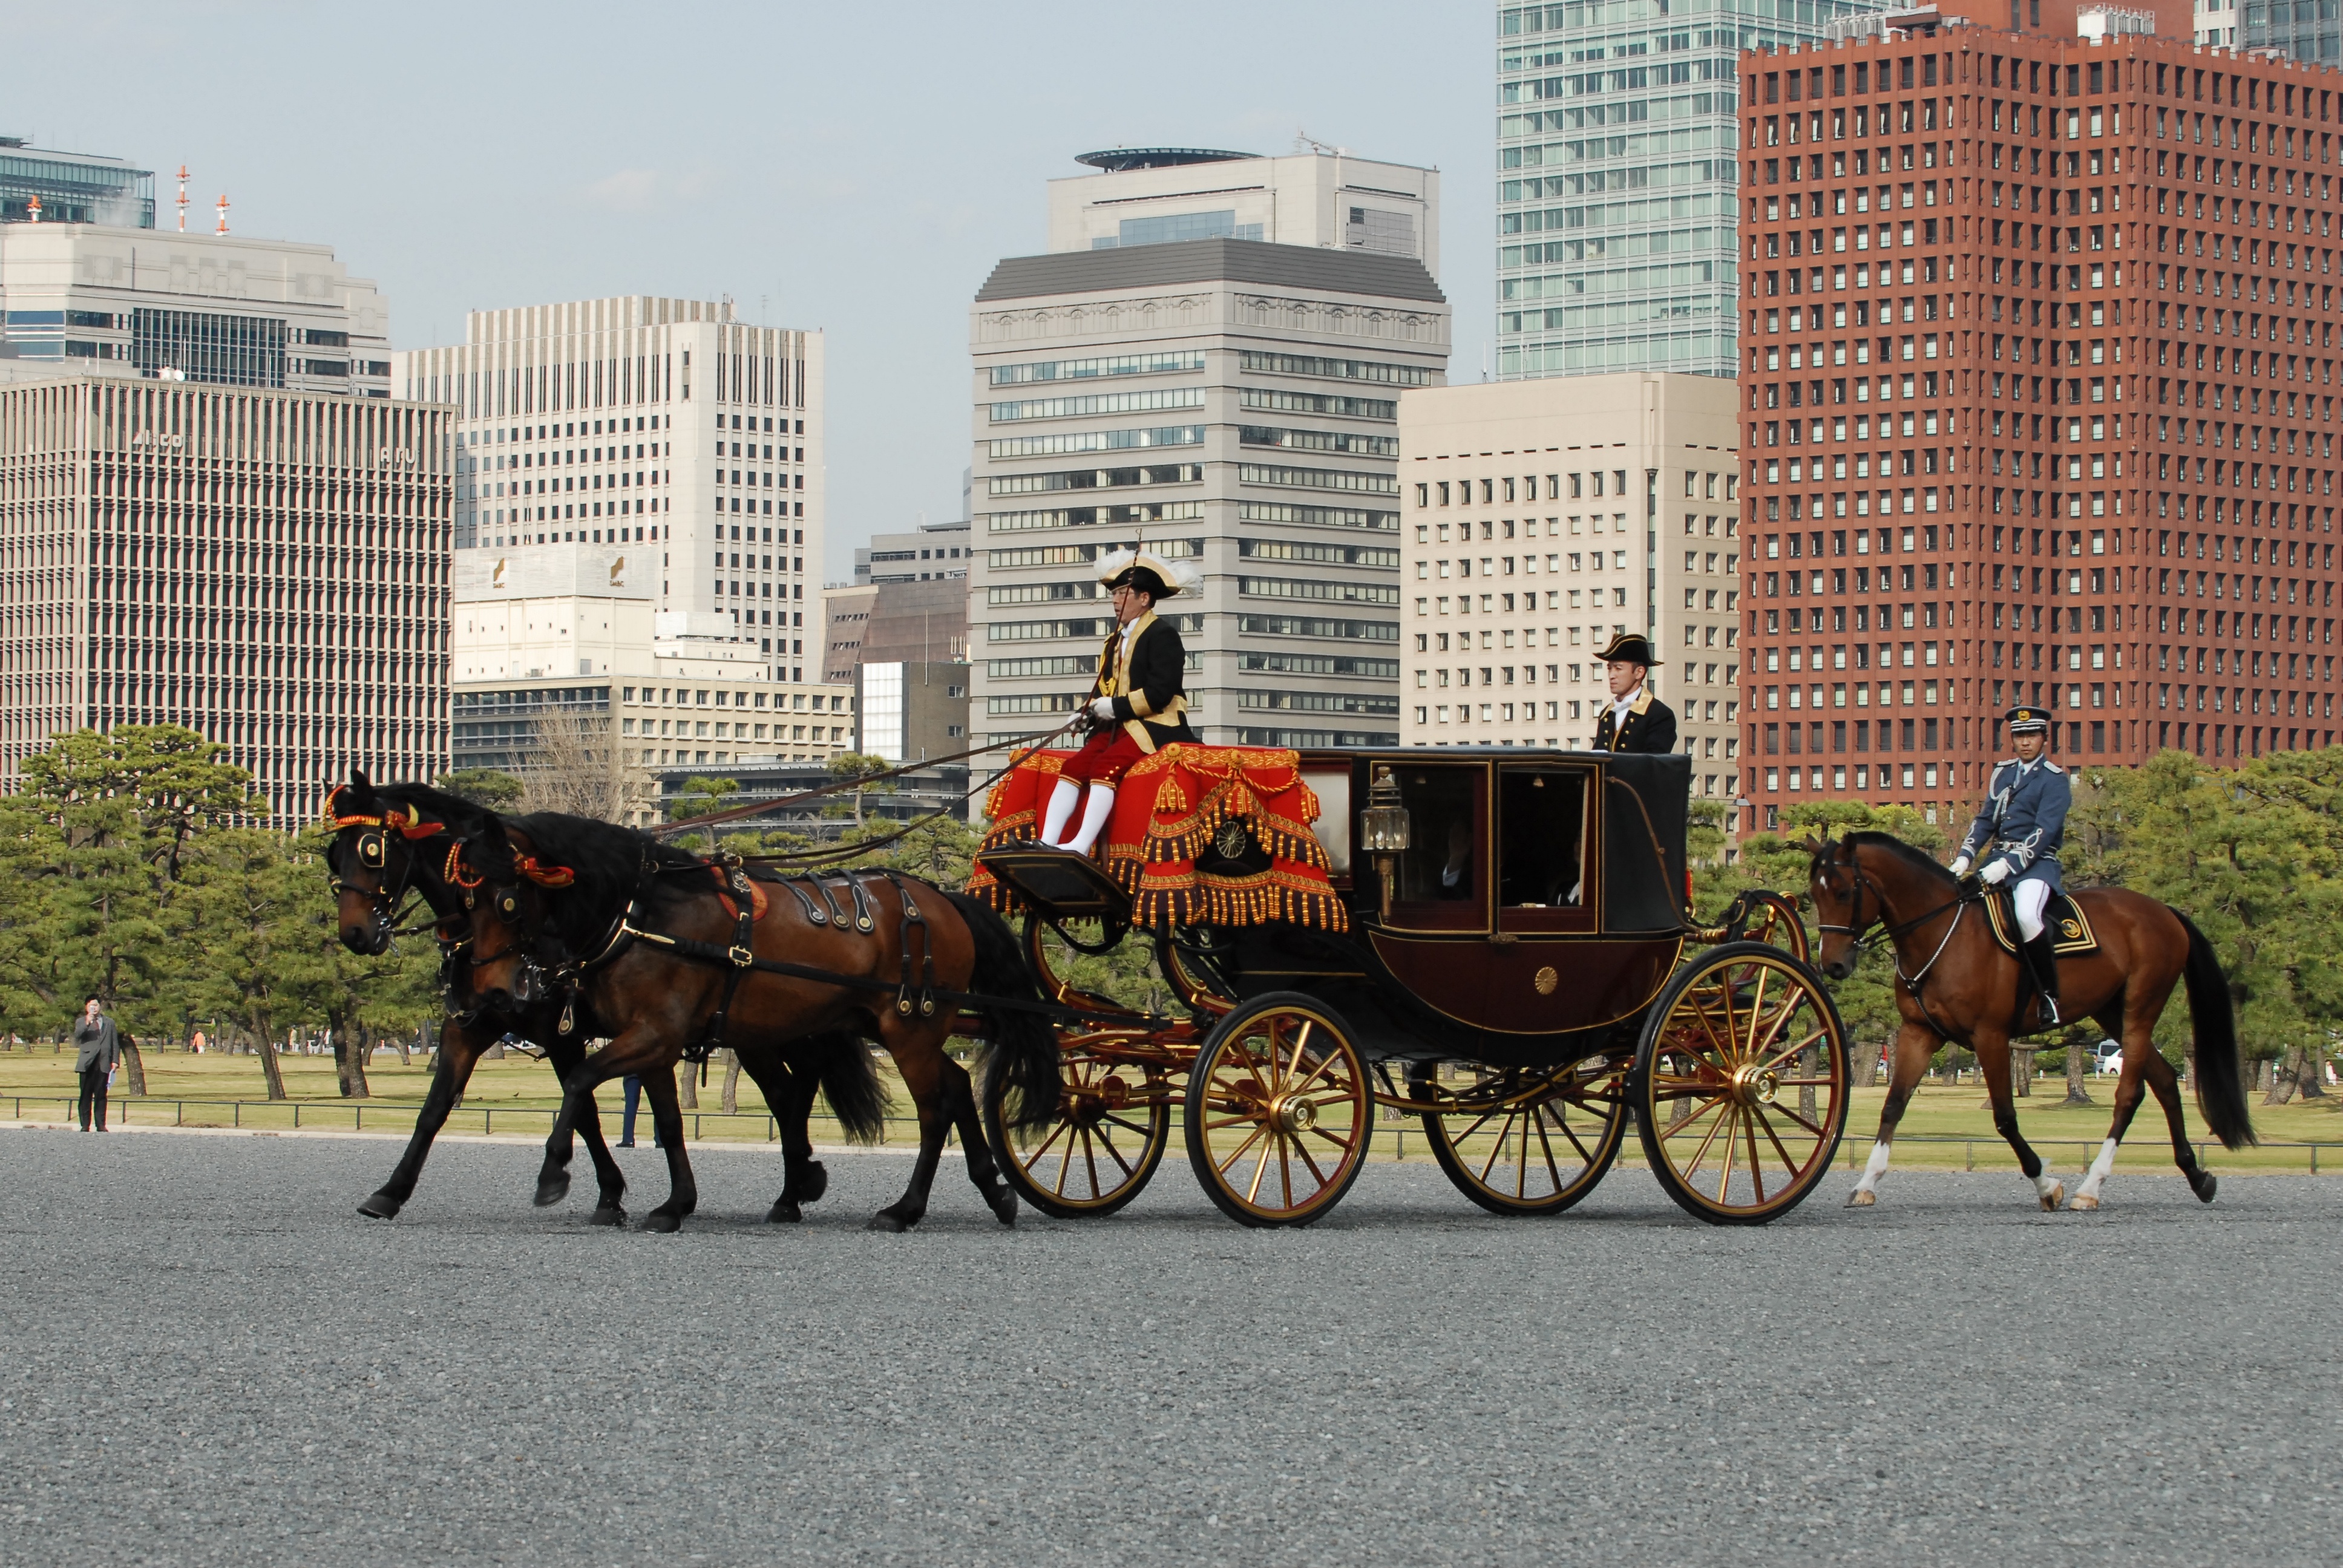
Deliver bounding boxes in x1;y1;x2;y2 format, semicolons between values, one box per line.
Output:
1948;855;1971;878
1089;696;1116;721
1980;860;2011;887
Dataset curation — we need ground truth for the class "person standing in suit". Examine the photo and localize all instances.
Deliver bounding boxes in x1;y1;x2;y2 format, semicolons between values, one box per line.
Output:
1589;632;1679;755
71;999;120;1132
1034;546;1199;856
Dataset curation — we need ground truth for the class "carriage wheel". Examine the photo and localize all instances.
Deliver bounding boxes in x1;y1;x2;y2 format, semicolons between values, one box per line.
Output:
1184;992;1372;1228
1631;942;1849;1226
1412;1057;1630;1217
1154;927;1236;1014
1735;891;1810;963
982;1045;1171;1220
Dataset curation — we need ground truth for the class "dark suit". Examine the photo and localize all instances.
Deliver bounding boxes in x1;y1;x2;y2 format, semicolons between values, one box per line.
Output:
1093;612;1196;753
1591;687;1677;754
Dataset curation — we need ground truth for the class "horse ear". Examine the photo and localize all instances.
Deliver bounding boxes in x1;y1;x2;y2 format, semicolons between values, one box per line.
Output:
352;768;373;794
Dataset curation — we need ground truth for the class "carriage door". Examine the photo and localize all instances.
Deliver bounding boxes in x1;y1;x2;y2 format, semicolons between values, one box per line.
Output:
1377;761;1488;933
1495;763;1596;936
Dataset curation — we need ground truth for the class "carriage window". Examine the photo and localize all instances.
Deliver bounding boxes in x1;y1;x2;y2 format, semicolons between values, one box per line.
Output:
1303;766;1351;877
1497;765;1594;933
1383;765;1485;932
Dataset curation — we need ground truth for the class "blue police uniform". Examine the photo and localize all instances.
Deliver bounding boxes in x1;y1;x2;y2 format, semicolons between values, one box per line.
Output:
1956;756;2069;896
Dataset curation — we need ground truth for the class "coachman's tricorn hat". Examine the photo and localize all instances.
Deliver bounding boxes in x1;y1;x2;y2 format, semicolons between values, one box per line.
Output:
1096;545;1201;601
2004;705;2051;734
1593;630;1662;668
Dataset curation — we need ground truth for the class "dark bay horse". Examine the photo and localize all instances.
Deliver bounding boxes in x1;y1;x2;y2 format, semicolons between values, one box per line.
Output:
1808;832;2255;1211
326;777;883;1226
459;811;1061;1233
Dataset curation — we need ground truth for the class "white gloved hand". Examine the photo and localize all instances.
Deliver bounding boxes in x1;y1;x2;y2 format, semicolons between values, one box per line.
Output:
1980;860;2011;887
1948;855;1971;878
1090;696;1116;721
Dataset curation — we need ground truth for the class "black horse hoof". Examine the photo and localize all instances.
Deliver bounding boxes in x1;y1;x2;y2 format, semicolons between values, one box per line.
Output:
784;1161;829;1204
765;1200;803;1224
588;1204;627;1227
866;1210;913;1233
643;1209;684;1234
533;1172;571;1209
988;1191;1019;1227
2194;1172;2218;1204
356;1192;402;1221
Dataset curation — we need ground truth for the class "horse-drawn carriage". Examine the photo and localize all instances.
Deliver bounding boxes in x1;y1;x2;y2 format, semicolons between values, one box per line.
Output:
968;743;1850;1227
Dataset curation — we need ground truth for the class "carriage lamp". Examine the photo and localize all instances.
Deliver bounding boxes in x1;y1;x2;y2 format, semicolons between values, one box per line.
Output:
1359;765;1412;923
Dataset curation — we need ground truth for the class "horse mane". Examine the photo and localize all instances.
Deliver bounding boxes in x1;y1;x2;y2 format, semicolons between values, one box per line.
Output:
496;810;712;946
1815;829;1956;887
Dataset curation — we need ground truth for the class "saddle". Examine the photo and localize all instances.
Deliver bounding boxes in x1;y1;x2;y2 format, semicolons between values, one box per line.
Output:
1982;887;2099;958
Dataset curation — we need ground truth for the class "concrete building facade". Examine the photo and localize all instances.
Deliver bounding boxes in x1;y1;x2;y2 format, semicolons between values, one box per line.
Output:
1049;148;1440;276
966;238;1449;750
856;659;970;765
1736;20;2343;835
0;374;451;822
856;520;971;583
1398;373;1744;802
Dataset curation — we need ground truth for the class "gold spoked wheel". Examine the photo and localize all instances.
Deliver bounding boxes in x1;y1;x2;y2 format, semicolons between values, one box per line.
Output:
1631;942;1849;1226
1184;993;1372;1228
1411;1059;1629;1217
983;1048;1171;1220
1735;891;1810;963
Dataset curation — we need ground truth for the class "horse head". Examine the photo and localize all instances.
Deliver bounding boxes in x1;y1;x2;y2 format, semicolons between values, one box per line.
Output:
1806;831;1958;982
323;769;453;955
456;820;574;1014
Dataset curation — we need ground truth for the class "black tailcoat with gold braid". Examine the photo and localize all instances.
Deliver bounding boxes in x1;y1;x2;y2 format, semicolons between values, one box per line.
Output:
1089;610;1196;753
1591;687;1677;754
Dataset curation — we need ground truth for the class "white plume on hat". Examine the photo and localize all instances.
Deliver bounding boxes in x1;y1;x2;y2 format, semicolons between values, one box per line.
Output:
1095;545;1200;599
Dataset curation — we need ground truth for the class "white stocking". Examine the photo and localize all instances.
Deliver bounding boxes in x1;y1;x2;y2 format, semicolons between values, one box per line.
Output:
1038;778;1081;846
2075;1137;2119;1203
1851;1138;1893;1197
1066;785;1117;855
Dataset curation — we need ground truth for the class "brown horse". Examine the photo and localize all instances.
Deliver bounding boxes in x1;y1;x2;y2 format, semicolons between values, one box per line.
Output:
324;777;884;1226
458;809;1061;1233
1807;832;2255;1211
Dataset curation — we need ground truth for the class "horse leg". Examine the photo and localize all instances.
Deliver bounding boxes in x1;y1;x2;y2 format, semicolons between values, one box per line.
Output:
1976;1025;2061;1210
736;1048;824;1224
1848;1022;1937;1207
359;1023;485;1219
638;1065;700;1232
545;1036;626;1226
2140;1044;2217;1204
942;1051;1018;1226
868;1039;951;1233
2071;1003;2142;1212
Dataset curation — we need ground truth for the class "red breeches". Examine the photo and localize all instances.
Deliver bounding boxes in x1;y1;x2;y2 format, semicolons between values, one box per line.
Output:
1058;728;1145;786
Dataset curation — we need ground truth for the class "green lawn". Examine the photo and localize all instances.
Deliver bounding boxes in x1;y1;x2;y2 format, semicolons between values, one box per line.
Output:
4;1048;2338;1173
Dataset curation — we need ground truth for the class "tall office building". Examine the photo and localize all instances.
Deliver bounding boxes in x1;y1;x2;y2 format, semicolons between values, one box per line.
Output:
0;374;451;821
1;137;155;228
1495;0;1898;382
1;219;391;396
1049;146;1439;273
1737;16;2343;836
1397;373;1745;801
967;233;1449;750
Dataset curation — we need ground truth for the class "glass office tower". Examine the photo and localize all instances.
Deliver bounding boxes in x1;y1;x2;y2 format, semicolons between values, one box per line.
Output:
2244;1;2336;61
1495;0;1896;381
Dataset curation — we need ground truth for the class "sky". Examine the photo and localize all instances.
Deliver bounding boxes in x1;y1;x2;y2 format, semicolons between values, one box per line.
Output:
9;0;1496;581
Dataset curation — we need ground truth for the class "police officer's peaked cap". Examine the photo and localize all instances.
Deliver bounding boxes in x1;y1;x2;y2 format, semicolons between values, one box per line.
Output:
2004;705;2051;734
1593;631;1662;668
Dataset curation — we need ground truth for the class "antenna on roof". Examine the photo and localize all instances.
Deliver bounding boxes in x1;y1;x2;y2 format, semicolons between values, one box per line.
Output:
1293;128;1348;157
176;166;188;232
214;192;229;236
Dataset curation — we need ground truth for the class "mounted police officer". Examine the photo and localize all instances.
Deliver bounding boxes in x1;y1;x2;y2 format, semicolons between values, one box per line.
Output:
1950;705;2069;1025
1589;632;1677;755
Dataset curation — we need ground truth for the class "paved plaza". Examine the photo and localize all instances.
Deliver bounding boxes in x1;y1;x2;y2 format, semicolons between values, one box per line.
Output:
2;1126;2336;1566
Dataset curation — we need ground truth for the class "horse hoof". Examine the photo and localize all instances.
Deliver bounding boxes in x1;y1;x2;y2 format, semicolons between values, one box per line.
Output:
785;1161;828;1204
643;1210;683;1234
867;1211;912;1233
1845;1188;1876;1208
2195;1173;2218;1204
765;1201;803;1224
988;1192;1019;1227
2069;1193;2100;1212
356;1192;402;1220
533;1172;571;1209
588;1204;627;1227
2038;1182;2065;1213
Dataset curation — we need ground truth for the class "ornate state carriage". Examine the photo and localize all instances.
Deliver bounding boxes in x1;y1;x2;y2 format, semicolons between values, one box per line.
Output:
970;743;1847;1227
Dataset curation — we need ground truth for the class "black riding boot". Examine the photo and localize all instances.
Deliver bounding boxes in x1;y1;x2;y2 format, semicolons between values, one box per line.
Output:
2023;931;2062;1027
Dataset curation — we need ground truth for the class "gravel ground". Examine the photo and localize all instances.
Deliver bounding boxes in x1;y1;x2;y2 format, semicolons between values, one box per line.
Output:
2;1125;2336;1567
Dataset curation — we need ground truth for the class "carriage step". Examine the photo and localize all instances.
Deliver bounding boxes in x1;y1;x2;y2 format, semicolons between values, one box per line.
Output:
974;844;1134;924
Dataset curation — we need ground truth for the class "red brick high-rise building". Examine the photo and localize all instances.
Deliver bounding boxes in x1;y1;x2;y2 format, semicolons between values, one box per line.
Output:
1738;16;2343;835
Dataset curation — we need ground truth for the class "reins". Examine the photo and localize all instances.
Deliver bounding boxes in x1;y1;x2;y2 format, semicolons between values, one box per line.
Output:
1818;851;1976;1039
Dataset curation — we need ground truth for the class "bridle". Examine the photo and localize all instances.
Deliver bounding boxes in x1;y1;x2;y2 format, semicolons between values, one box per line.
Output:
1814;845;1979;1033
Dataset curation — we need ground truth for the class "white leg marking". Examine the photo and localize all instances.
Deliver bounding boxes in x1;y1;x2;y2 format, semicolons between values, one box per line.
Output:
2071;1137;2119;1210
2032;1166;2065;1210
1847;1139;1893;1206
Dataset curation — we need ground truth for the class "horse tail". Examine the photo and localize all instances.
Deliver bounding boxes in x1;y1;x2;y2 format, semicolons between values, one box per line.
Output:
807;1030;890;1145
941;890;1063;1135
2173;909;2257;1151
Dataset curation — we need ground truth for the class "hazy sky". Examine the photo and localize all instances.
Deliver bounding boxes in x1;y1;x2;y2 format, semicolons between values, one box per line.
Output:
11;0;1496;580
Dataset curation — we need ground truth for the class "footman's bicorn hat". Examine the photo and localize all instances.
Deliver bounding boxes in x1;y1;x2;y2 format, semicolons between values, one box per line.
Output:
1593;630;1662;668
2004;705;2051;734
1096;546;1200;601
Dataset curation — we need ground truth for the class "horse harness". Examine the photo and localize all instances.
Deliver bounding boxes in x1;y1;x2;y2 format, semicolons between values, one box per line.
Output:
1817;854;1974;1042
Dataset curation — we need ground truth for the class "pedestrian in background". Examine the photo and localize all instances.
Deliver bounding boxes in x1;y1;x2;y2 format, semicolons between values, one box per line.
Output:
618;1072;658;1148
72;999;120;1133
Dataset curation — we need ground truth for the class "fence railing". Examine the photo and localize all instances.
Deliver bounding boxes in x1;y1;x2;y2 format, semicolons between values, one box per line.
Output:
7;1096;2341;1174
